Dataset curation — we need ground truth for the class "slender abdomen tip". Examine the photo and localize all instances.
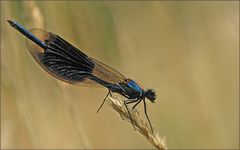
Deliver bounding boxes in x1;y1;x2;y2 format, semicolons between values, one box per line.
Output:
7;20;15;27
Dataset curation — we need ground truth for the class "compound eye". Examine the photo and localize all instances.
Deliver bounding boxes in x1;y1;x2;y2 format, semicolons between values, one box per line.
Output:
146;89;156;101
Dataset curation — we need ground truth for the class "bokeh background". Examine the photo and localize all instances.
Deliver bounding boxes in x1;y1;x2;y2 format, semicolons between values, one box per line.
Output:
1;1;239;149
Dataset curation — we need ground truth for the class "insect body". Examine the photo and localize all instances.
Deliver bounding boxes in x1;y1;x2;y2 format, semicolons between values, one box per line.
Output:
7;20;156;132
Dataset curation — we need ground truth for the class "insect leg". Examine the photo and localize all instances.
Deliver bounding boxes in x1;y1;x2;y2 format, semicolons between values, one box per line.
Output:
119;99;138;120
124;100;138;131
125;99;138;104
97;90;111;113
143;98;154;134
132;99;142;110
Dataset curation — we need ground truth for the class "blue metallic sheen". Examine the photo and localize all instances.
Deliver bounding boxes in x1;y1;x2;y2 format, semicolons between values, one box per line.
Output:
127;80;142;93
7;20;47;49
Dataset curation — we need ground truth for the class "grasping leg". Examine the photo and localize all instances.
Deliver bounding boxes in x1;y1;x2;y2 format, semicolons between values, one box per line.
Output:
132;99;142;110
97;90;111;113
143;98;154;134
124;99;138;130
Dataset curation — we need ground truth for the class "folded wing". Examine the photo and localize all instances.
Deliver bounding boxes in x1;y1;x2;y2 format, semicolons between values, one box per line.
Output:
26;28;126;87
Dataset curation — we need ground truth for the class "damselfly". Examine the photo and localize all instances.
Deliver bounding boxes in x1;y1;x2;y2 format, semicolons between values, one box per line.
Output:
7;20;156;132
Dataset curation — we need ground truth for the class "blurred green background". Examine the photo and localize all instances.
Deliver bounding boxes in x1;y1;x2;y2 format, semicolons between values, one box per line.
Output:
1;1;239;149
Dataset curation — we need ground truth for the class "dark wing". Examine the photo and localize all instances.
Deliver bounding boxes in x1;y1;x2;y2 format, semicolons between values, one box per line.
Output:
25;28;126;87
26;28;99;86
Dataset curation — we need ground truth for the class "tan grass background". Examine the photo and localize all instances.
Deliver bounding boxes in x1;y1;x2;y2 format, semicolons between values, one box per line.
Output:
1;1;239;149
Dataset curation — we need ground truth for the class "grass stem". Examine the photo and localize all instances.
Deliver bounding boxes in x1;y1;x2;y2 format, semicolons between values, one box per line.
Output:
107;96;167;149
